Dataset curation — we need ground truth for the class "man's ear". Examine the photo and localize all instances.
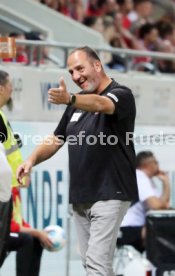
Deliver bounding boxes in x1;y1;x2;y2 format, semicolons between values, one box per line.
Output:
94;60;102;72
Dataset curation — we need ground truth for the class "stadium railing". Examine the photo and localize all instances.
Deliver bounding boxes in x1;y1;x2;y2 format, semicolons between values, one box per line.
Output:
1;39;175;74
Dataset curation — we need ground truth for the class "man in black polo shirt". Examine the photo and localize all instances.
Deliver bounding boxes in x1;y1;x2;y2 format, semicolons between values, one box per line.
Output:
17;46;138;276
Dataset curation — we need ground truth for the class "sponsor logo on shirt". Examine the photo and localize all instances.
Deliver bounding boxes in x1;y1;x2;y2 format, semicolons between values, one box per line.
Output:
70;112;82;122
107;93;118;103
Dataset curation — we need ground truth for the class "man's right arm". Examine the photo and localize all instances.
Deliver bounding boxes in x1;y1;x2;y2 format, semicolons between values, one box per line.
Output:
145;172;170;210
17;134;63;184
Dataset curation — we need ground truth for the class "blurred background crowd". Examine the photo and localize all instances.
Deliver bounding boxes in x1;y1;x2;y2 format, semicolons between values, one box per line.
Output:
3;0;175;73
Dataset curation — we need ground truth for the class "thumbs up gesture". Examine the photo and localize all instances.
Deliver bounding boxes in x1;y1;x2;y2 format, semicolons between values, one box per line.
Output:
48;77;70;105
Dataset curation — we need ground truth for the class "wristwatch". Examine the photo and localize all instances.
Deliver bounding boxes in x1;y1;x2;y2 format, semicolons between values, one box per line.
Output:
69;93;76;105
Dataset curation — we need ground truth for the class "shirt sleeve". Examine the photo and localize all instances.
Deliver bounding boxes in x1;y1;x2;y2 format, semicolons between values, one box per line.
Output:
0;114;8;143
105;86;136;120
137;171;158;202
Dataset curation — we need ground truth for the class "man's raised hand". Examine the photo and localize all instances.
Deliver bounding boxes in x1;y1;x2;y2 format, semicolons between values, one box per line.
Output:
48;77;70;105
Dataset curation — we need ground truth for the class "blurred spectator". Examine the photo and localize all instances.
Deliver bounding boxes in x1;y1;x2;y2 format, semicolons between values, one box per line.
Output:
129;0;153;22
133;23;159;68
83;15;104;34
156;20;175;51
118;151;170;253
110;33;128;49
83;14;127;68
103;15;116;43
107;34;127;71
97;0;119;16
129;0;154;35
3;32;28;64
69;0;85;22
83;14;112;66
86;0;101;16
156;20;175;73
138;22;159;51
25;31;49;64
57;0;70;16
117;0;134;29
101;15;117;65
113;11;138;48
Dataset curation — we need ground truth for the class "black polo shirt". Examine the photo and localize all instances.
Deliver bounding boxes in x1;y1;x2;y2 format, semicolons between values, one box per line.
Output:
54;80;138;204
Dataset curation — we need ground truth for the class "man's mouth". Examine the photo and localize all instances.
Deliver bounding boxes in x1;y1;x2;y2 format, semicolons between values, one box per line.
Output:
78;80;87;88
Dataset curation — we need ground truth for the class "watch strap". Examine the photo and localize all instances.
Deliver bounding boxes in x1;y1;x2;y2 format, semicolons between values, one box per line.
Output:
69;93;76;105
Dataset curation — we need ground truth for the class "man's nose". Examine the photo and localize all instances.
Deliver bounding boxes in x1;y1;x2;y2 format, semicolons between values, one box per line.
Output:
72;71;80;82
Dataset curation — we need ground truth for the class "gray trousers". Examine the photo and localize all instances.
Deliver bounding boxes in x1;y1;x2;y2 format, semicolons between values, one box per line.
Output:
73;200;130;276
